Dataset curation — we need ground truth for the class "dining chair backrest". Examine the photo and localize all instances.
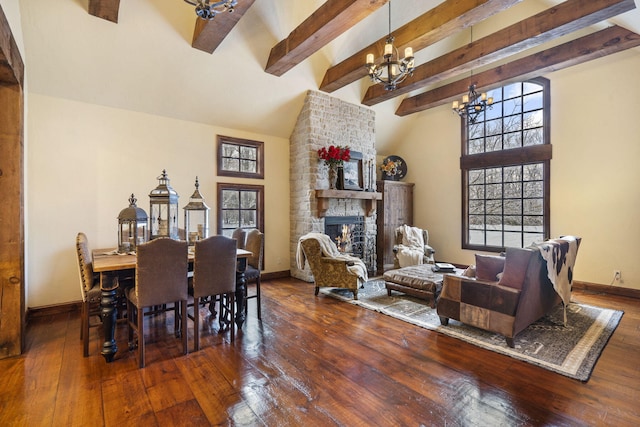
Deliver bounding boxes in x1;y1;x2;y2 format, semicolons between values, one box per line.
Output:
231;228;247;249
76;232;94;296
192;235;237;299
135;238;188;307
245;229;264;270
76;232;103;357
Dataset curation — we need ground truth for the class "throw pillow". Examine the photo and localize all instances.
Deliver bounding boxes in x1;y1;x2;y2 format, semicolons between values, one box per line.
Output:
498;247;532;290
475;254;505;281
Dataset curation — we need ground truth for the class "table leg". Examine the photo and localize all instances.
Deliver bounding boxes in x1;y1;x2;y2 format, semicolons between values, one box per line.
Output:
235;257;247;328
99;273;119;363
100;288;118;362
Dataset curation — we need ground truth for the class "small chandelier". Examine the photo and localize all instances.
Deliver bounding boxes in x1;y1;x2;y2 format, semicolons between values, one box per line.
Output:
451;27;493;124
365;1;414;91
452;84;494;124
184;0;237;20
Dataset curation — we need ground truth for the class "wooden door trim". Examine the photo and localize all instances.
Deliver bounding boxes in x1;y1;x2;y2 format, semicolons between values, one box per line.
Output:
0;4;25;358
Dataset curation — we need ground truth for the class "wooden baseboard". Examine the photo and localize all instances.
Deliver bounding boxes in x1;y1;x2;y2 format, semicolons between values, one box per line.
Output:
28;301;81;321
262;270;290;280
572;280;640;299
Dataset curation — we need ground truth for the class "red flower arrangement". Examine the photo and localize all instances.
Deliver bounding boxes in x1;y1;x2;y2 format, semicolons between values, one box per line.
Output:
318;145;351;168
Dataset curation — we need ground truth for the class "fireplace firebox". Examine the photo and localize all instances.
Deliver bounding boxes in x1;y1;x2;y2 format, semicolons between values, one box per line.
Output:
324;216;365;260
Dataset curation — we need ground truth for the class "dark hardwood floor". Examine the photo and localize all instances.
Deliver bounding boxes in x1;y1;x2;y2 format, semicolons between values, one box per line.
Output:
1;277;639;426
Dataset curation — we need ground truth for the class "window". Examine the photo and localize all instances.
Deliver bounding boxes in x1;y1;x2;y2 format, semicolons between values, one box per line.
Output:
217;135;264;179
217;183;264;237
461;78;551;252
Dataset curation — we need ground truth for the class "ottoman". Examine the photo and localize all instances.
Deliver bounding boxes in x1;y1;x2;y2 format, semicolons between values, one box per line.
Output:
383;264;450;308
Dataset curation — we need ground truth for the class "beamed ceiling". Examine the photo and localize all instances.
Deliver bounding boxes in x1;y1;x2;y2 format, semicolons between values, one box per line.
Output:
21;0;640;150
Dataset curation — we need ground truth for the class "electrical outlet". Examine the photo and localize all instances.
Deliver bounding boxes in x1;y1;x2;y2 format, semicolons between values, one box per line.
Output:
614;270;622;282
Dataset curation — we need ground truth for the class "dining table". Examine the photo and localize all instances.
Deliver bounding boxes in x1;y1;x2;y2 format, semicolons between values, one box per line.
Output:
92;246;252;363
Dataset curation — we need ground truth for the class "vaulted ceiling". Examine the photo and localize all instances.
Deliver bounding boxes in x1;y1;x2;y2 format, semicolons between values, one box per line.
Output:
20;0;640;151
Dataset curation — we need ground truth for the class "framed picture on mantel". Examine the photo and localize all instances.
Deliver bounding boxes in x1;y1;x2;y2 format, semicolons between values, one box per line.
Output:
341;151;364;191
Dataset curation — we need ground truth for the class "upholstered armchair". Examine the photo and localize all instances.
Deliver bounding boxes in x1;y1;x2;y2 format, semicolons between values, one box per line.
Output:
393;224;435;268
437;236;580;347
296;233;368;300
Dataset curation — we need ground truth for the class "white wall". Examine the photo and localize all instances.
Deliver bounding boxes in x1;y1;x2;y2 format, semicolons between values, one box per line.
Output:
393;49;640;290
27;94;290;308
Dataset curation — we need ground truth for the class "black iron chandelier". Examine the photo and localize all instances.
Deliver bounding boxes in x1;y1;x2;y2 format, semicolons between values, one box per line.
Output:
451;27;493;124
452;84;494;124
365;1;415;91
451;83;493;124
184;0;237;20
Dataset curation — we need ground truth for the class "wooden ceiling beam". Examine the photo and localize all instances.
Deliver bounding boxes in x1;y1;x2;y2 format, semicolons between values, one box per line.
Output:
396;26;640;117
88;0;120;23
320;0;522;93
191;0;256;54
265;0;388;77
0;4;24;87
362;0;636;106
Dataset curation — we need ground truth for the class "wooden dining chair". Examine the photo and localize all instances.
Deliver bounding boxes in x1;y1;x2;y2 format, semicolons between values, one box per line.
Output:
126;238;188;368
75;232;102;357
243;229;264;320
189;235;237;351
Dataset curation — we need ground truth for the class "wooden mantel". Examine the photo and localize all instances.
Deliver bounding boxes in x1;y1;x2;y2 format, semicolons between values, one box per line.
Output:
315;189;382;218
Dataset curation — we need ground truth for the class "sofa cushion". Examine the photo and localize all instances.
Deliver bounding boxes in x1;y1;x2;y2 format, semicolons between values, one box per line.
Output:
475;254;505;281
497;247;533;290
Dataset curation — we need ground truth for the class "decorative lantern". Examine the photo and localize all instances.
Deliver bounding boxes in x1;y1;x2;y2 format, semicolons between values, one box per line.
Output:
149;169;179;240
183;176;210;246
117;194;148;253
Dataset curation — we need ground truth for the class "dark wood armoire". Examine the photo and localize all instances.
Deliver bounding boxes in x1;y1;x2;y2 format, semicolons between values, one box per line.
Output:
376;180;414;273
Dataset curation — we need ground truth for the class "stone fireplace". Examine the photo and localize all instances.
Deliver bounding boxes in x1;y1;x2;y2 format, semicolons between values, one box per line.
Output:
290;91;377;282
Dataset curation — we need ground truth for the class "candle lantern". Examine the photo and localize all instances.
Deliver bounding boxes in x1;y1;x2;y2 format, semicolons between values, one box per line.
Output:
183;176;210;246
117;194;148;253
149;169;179;240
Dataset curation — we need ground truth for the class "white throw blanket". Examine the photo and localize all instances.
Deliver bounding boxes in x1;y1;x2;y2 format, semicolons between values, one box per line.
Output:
535;235;579;325
296;232;368;282
396;225;424;268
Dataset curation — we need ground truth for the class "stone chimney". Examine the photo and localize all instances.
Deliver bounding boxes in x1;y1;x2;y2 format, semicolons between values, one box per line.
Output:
290;91;377;281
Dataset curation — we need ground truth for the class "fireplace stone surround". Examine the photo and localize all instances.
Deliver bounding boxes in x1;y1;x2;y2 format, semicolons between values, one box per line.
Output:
290;91;377;282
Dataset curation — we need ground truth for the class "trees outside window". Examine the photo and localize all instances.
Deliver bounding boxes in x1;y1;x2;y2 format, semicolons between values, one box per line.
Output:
461;78;551;252
217;183;264;237
217;135;264;179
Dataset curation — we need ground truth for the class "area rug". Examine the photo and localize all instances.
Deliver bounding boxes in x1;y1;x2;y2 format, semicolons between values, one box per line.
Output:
320;280;623;381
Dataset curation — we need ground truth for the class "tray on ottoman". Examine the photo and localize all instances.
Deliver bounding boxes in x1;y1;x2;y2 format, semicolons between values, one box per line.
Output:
383;264;459;308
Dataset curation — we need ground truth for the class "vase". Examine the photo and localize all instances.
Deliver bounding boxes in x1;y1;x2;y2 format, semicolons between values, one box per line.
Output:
328;166;338;190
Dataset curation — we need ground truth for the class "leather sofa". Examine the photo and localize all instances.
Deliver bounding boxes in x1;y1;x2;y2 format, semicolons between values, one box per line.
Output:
436;237;580;347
